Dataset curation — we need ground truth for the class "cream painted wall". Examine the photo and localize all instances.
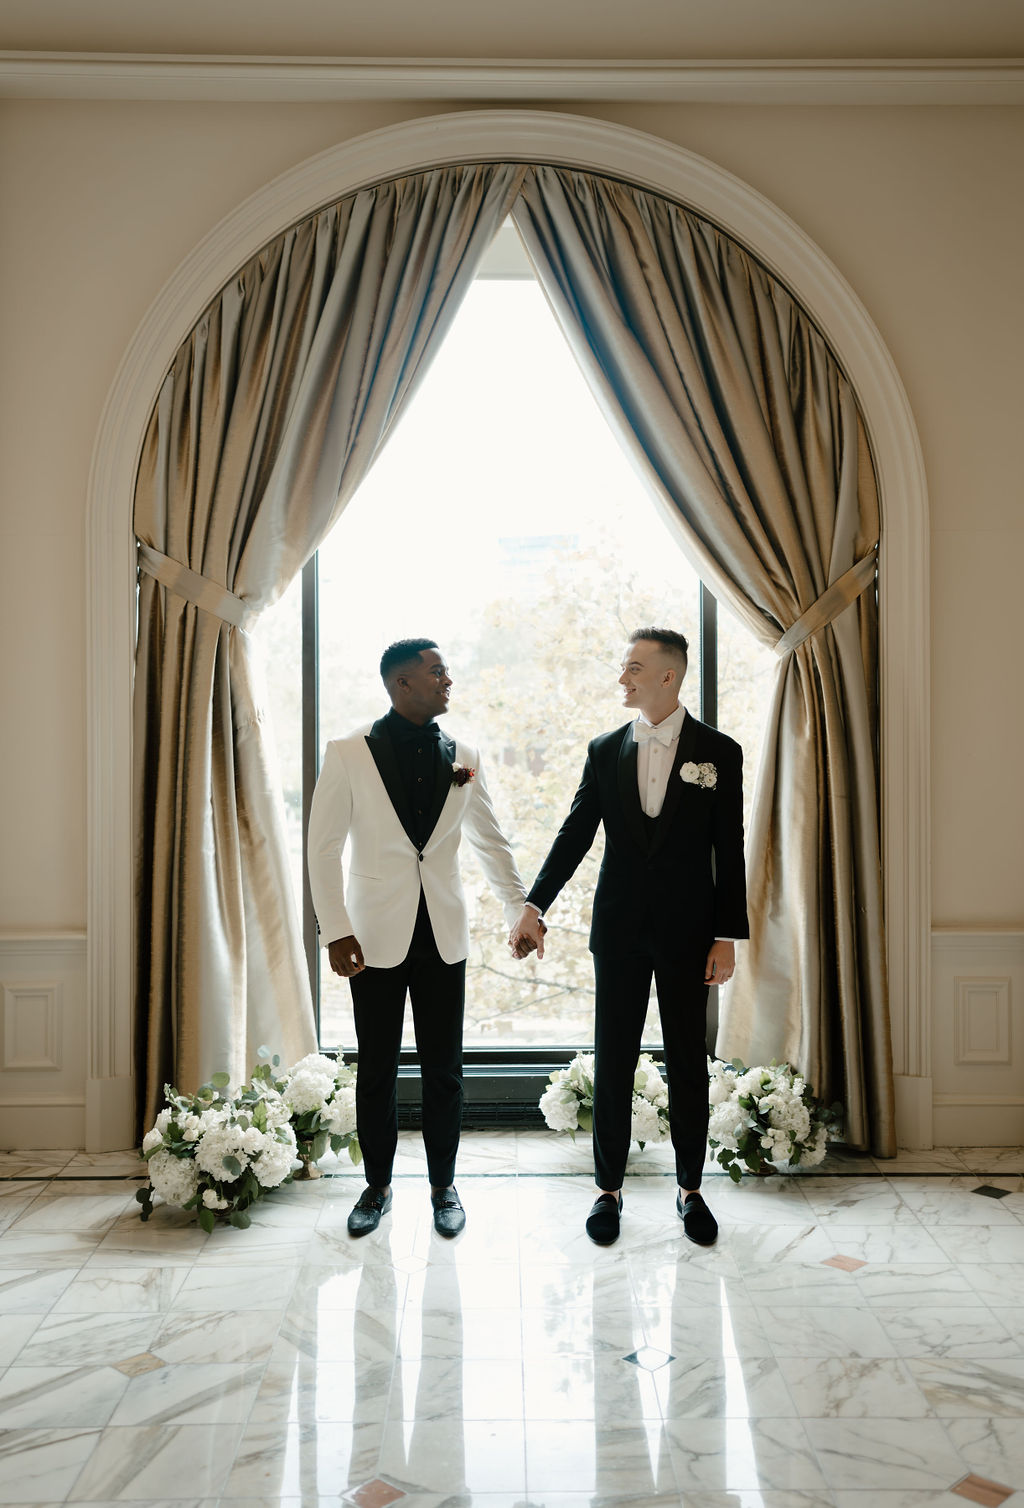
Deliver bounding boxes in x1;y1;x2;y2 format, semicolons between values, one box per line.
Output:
1;97;1021;937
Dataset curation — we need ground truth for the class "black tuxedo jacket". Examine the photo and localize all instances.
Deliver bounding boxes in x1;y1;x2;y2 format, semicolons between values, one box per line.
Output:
527;714;749;956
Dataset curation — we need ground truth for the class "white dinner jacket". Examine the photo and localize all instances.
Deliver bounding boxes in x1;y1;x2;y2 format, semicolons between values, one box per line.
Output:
307;719;526;968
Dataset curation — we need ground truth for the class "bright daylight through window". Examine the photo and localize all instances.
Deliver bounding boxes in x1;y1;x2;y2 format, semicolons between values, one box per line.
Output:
255;221;774;1056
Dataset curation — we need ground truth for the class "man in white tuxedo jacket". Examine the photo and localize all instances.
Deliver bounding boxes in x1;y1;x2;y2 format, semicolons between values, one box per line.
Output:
308;639;528;1236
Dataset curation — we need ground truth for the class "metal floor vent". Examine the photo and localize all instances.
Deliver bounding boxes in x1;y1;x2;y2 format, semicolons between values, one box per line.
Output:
397;1102;547;1130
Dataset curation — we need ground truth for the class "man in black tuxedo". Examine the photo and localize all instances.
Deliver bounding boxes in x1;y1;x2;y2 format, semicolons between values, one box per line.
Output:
511;628;748;1246
308;640;529;1238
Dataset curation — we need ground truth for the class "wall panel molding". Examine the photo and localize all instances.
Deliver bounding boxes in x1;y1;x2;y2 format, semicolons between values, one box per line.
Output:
932;929;1024;1147
0;934;86;1148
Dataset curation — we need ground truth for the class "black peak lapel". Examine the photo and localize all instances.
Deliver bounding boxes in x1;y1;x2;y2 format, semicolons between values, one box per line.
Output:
422;730;457;845
364;717;417;848
616;723;649;852
650;711;699;855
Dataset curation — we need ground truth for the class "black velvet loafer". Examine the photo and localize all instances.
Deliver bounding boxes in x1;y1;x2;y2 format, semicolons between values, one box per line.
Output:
347;1185;393;1236
585;1192;623;1245
678;1190;718;1246
431;1186;466;1236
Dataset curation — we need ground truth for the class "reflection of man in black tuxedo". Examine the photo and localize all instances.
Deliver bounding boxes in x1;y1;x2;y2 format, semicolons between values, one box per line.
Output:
308;639;528;1238
511;629;748;1247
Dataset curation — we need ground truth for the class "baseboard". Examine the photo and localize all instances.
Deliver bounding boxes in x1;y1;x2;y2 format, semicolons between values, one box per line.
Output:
933;1093;1024;1148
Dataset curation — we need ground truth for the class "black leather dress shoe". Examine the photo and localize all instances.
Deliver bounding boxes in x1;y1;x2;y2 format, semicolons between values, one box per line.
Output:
431;1186;466;1236
678;1190;718;1246
347;1185;392;1236
585;1192;623;1245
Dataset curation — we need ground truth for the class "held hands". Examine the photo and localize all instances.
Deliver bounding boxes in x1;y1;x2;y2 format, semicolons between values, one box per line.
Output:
328;935;365;977
705;939;735;986
509;906;547;960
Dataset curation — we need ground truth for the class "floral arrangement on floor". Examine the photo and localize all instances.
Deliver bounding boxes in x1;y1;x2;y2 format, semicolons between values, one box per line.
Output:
137;1049;359;1228
277;1051;361;1175
539;1052;671;1149
707;1056;843;1180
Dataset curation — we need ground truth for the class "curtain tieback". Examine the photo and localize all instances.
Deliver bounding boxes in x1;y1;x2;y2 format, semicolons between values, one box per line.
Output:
774;548;878;659
137;543;257;632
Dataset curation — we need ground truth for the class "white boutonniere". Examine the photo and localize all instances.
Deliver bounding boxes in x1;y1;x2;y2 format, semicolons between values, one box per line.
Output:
680;761;717;789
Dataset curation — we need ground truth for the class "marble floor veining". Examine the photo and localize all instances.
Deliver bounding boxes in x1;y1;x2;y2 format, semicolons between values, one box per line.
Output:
0;1132;1021;1506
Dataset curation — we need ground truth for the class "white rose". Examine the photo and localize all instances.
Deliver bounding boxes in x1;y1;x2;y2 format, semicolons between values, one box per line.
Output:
324;1084;356;1138
201;1188;229;1210
154;1109;173;1135
708;1076;733;1106
630;1096;667;1145
708;1100;750;1151
142;1128;164;1153
539;1084;579;1133
735;1069;766;1098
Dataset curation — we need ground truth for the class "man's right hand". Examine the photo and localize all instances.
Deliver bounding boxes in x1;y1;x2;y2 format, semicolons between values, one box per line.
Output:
509;906;546;960
328;936;366;977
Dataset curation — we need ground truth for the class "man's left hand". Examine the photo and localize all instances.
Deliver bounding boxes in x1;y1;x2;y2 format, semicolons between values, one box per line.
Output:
705;939;735;986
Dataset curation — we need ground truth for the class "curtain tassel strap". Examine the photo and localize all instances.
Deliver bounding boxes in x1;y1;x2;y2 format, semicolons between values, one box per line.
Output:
136;542;257;632
773;547;878;659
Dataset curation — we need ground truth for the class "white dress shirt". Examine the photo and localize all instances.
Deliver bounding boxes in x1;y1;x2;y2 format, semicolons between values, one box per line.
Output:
633;703;687;817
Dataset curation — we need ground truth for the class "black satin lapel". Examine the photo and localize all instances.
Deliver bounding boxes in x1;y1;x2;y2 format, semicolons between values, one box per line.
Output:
617;725;649;852
364;719;417;847
650;713;699;854
422;731;456;843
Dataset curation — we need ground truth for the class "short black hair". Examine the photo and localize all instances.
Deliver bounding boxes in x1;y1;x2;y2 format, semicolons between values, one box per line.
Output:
629;627;689;666
379;638;439;686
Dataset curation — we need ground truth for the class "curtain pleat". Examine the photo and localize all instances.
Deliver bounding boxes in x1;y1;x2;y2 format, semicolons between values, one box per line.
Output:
512;167;894;1155
133;164;526;1131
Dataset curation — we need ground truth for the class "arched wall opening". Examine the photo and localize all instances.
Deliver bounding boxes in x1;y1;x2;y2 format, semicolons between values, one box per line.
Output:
85;110;931;1151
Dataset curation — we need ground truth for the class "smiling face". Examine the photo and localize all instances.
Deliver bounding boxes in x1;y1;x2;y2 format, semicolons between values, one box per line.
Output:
618;639;684;723
392;647;452;725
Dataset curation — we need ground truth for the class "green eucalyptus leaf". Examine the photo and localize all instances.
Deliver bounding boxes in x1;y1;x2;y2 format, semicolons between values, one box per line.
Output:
197;1206;216;1234
729;1162;743;1182
348;1137;362;1165
211;1072;231;1089
229;1209;252;1229
222;1155;242;1179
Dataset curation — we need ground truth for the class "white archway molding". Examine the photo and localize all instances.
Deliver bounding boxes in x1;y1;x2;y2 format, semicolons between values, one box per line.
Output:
86;110;931;1149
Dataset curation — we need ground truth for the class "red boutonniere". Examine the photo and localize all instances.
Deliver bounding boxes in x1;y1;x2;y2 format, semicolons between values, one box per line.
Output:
451;762;476;787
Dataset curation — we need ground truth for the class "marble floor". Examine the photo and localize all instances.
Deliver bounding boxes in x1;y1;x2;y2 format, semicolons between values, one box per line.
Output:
0;1133;1023;1507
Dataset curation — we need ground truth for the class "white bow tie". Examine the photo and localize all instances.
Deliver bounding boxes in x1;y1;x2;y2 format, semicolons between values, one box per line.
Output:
633;720;675;747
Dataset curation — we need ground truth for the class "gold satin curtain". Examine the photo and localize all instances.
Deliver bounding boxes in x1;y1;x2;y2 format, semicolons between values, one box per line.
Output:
511;168;894;1155
133;165;526;1131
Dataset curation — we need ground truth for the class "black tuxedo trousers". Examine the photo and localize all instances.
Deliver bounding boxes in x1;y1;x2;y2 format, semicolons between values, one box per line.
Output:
527;715;749;1193
593;942;711;1191
350;891;465;1189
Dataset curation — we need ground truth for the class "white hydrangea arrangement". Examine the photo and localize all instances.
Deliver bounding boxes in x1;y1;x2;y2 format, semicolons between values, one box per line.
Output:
539;1052;671;1150
278;1051;361;1173
137;1057;299;1230
707;1056;842;1180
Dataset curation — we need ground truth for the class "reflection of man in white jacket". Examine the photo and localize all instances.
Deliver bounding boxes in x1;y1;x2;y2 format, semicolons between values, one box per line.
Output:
308;639;529;1237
